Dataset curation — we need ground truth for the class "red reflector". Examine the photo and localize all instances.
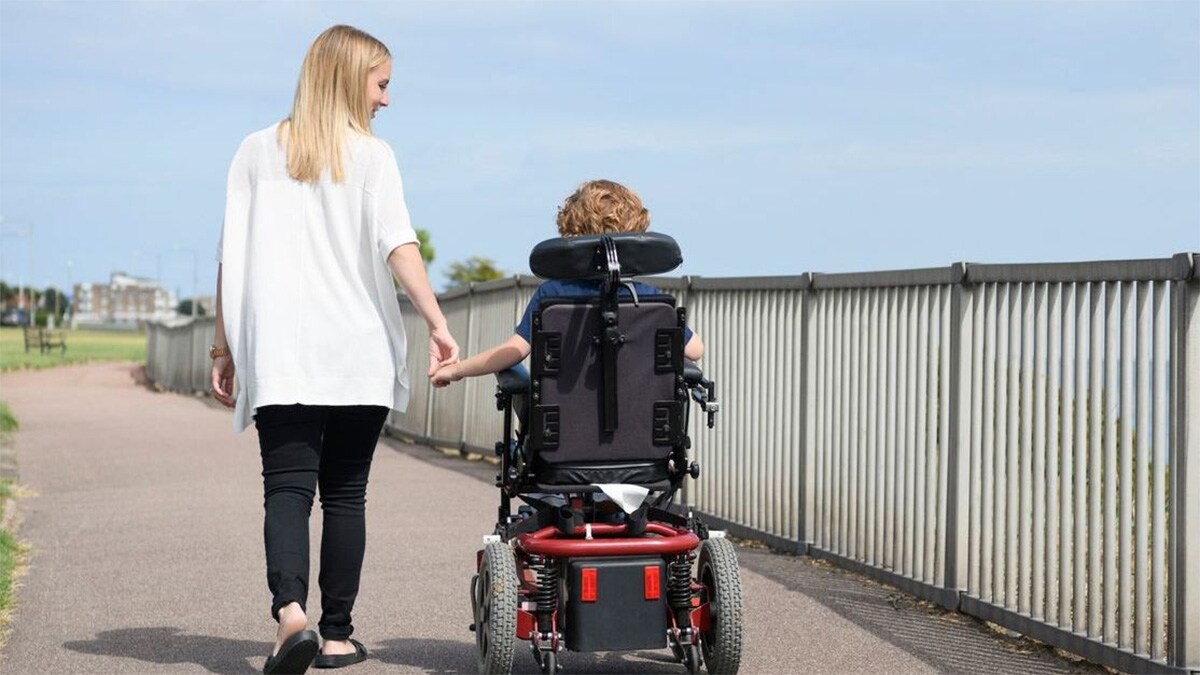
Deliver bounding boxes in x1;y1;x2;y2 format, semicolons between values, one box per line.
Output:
644;565;661;600
581;568;598;602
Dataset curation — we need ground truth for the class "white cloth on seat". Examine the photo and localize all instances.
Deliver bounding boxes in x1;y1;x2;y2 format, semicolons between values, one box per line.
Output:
590;483;650;514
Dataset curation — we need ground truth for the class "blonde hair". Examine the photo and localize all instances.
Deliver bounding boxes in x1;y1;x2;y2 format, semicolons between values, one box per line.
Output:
556;180;650;236
280;25;390;183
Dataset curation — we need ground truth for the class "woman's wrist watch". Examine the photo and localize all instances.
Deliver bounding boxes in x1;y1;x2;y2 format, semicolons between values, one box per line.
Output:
209;344;230;359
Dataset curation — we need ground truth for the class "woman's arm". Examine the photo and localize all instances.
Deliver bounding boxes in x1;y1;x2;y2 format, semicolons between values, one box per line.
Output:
387;242;460;374
432;334;530;387
210;264;235;408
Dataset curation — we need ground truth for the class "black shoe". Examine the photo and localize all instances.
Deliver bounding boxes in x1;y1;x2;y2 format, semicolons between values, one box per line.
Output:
312;639;368;669
263;629;319;674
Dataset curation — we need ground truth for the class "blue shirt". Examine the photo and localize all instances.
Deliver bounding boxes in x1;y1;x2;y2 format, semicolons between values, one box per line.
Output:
515;279;694;344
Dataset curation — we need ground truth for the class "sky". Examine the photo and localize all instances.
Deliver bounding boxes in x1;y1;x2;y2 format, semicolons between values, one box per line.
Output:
1;0;1197;301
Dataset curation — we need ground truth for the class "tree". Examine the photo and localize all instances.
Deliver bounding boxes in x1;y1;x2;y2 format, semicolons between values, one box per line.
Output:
444;256;505;288
416;228;435;264
176;299;208;317
41;287;68;320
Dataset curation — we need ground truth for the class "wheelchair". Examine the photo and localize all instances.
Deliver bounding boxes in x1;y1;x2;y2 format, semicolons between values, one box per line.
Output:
469;232;743;674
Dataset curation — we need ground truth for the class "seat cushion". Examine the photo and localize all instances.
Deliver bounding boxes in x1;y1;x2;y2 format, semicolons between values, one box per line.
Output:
533;459;670;487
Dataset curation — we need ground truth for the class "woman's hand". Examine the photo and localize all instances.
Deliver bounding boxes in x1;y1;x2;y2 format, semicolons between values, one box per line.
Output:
211;355;236;408
428;325;460;376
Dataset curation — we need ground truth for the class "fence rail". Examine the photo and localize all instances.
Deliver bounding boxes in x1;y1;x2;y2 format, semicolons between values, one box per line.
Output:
146;253;1200;673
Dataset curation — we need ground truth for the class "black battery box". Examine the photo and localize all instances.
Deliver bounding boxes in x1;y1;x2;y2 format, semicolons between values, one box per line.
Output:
564;556;668;652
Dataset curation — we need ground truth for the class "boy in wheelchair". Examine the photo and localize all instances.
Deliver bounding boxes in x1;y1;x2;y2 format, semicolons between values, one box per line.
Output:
431;180;703;387
434;180;741;674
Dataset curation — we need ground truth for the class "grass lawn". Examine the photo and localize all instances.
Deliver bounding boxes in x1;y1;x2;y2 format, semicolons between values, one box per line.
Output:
0;526;20;617
0;327;146;372
0;403;20;627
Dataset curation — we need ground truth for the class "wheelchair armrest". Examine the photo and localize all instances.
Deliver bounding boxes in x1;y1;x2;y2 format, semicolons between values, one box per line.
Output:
496;363;530;395
683;360;719;427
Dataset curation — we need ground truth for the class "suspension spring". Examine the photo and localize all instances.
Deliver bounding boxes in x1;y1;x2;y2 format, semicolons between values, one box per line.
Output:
531;555;559;615
668;552;694;611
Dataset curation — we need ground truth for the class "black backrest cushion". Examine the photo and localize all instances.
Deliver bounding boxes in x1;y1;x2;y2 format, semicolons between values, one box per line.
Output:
531;297;679;465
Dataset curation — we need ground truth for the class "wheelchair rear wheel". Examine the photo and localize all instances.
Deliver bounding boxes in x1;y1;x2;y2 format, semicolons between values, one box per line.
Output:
475;541;519;674
698;538;743;674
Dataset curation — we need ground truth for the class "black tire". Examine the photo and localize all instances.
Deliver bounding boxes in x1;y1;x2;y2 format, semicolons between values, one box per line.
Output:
684;643;702;673
698;538;743;674
475;542;519;674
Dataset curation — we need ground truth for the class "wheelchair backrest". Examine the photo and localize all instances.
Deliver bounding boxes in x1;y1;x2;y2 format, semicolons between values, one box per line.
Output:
528;294;687;468
523;232;689;481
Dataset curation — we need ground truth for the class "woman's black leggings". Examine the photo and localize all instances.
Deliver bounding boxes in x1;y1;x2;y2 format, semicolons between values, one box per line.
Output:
255;404;389;641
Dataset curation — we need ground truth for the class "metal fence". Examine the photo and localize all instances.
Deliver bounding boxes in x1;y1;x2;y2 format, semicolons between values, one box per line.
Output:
146;254;1200;673
144;316;215;393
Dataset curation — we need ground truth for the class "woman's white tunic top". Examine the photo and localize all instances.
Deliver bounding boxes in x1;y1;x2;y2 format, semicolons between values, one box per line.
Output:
218;124;419;432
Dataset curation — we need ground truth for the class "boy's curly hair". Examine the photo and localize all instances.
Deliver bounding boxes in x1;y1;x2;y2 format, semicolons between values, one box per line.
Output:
556;180;650;236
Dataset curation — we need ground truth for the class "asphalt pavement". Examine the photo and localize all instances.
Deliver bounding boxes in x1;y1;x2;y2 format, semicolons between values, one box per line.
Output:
0;363;1103;674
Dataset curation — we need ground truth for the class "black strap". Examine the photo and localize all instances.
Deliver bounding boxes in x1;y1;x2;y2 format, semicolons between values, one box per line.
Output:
647;504;690;528
599;236;623;432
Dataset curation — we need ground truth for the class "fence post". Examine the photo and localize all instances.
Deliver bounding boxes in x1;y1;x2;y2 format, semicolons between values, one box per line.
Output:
457;283;476;455
799;273;815;550
145;323;156;383
417;294;435;442
188;318;198;393
1171;252;1199;670
681;275;694;509
941;263;972;610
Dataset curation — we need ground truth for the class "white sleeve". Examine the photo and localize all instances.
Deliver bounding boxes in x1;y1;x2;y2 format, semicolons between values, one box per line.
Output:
218;137;254;263
373;142;420;259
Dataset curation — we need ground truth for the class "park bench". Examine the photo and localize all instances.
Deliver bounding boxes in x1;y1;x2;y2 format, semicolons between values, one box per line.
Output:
22;327;67;355
40;329;66;354
22;326;39;353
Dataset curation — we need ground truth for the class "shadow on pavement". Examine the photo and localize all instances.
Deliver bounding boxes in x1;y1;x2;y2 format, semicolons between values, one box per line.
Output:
373;637;686;674
63;627;266;674
735;548;1103;674
370;638;475;673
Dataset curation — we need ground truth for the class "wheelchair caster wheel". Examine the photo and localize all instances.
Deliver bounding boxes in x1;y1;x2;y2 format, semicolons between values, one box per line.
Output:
537;650;558;674
683;643;702;674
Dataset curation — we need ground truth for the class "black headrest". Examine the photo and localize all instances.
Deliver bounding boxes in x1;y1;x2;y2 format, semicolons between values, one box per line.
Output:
529;232;682;280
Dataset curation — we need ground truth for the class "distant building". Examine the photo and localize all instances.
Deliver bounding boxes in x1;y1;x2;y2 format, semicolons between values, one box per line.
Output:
73;272;176;326
2;291;33;311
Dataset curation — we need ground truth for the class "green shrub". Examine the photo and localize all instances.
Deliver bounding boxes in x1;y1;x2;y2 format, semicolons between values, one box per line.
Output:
0;402;15;434
0;527;22;613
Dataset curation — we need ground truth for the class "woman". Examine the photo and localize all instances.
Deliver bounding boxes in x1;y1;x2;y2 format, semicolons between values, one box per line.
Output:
210;25;458;674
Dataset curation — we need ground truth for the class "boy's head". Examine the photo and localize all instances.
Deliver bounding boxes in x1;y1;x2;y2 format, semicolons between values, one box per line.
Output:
556;180;650;236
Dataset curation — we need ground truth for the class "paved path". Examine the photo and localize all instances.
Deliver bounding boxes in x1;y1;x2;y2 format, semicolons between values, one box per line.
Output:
0;363;1101;674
